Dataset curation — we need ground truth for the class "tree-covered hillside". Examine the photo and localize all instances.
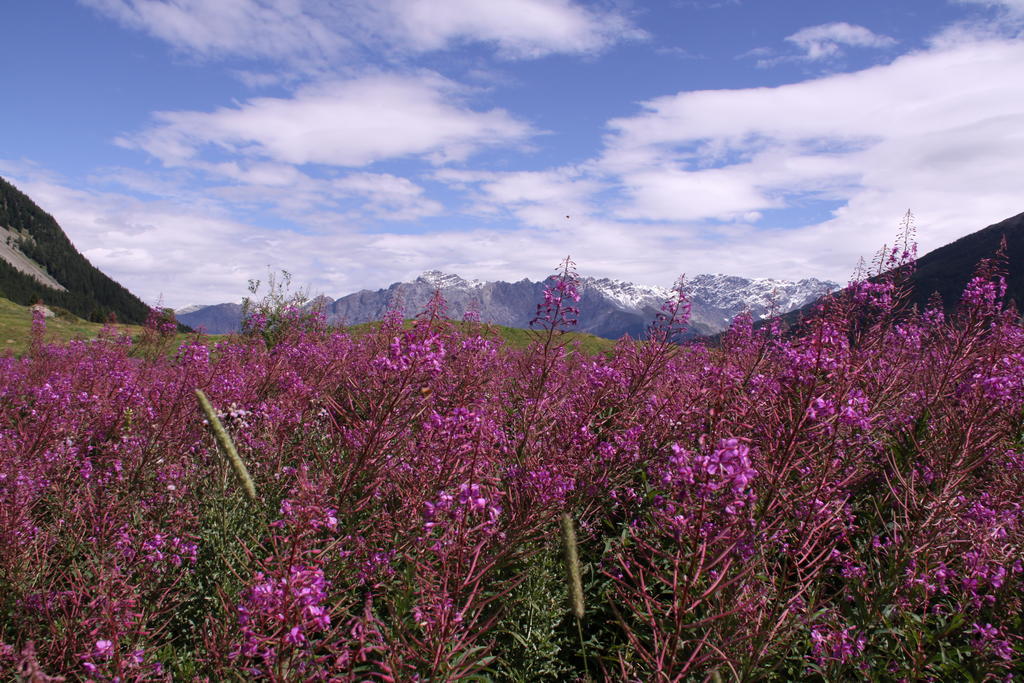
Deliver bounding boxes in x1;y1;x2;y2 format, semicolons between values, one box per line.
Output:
0;176;151;323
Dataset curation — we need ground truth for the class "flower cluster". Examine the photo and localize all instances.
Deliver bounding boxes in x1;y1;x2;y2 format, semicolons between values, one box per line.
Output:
530;257;581;331
423;482;503;533
233;565;332;674
663;438;758;510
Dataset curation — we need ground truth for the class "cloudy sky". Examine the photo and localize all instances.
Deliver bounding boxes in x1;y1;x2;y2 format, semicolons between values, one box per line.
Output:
2;0;1023;307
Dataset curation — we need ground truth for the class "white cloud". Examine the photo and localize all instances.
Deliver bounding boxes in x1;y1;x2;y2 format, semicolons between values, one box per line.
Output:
330;172;444;220
434;167;602;224
935;1;1024;45
0;168;438;307
119;35;1015;292
592;38;1024;278
0;170;266;306
78;0;350;65
785;22;897;60
373;0;645;59
0;168;686;308
95;160;445;224
79;0;641;66
119;73;535;168
614;167;781;221
10;18;1024;307
957;0;1024;16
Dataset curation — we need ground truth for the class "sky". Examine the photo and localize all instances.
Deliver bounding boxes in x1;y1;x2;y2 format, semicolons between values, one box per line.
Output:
2;0;1023;308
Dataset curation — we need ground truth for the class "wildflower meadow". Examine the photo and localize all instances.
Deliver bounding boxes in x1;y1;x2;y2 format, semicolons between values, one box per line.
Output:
1;244;1023;680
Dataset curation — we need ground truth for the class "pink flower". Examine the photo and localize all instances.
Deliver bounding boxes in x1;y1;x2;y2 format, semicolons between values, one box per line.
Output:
94;640;113;659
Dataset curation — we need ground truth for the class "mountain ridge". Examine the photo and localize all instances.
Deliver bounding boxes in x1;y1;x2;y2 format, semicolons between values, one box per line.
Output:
181;209;1024;339
763;210;1024;335
179;271;839;338
908;210;1024;311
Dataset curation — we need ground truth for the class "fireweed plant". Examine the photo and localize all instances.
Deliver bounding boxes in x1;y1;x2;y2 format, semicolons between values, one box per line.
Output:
1;238;1023;681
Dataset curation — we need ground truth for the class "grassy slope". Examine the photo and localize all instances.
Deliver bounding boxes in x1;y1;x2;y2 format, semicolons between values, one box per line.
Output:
0;297;135;354
346;319;619;355
1;297;618;356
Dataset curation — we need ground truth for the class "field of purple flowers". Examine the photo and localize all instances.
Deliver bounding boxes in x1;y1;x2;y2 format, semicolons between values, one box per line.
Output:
1;247;1023;681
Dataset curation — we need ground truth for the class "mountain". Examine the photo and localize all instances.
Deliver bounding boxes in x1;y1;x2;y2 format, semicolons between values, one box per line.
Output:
908;210;1024;311
768;210;1024;333
0;176;152;324
179;270;838;339
174;302;243;334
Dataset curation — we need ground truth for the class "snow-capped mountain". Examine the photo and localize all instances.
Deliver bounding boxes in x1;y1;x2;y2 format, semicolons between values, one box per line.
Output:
571;273;838;336
417;270;486;291
178;271;838;338
686;274;839;315
580;277;672;311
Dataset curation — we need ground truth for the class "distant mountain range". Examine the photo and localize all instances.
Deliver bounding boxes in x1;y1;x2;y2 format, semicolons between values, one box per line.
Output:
175;302;245;335
181;210;1024;340
179;271;839;339
0;176;152;324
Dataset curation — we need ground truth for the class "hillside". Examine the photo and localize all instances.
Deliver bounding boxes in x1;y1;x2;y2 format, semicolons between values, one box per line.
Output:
768;210;1024;333
0;176;151;324
345;318;618;355
909;210;1024;310
0;296;147;355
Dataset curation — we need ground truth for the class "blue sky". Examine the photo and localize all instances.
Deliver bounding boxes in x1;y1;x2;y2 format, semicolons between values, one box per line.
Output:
2;0;1023;307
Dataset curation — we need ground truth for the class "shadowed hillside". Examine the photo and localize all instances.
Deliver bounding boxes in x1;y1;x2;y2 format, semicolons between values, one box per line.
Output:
764;211;1024;337
909;210;1024;311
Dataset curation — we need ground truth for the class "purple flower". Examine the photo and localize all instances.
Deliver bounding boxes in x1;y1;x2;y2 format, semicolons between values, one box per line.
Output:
94;640;113;659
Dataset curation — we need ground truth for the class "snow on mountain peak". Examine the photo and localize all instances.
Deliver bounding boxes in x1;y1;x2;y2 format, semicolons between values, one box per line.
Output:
178;268;842;338
685;273;839;318
580;276;673;310
416;270;485;290
388;271;836;319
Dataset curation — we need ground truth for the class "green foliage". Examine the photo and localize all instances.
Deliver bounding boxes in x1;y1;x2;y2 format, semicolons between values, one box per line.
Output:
490;541;580;681
161;492;271;679
241;269;327;347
